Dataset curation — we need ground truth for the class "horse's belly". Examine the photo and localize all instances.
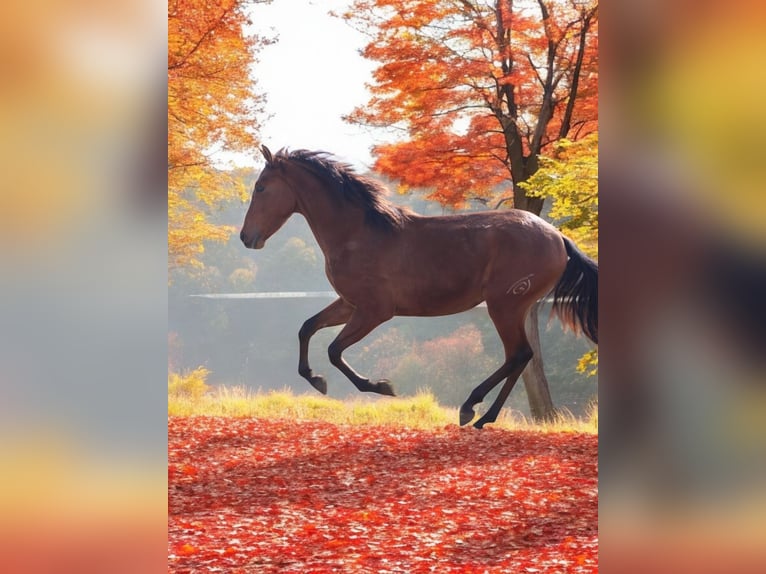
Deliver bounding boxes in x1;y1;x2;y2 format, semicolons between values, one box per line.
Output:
392;282;485;317
394;301;484;317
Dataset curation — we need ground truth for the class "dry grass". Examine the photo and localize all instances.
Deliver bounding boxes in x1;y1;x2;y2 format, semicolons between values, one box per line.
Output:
169;382;597;434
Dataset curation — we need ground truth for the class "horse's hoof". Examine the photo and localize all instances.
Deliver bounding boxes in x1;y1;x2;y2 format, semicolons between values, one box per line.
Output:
310;375;327;395
473;419;486;429
375;379;396;396
459;408;475;426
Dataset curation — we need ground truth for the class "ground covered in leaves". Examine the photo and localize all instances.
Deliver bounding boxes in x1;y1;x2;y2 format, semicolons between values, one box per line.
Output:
169;416;597;573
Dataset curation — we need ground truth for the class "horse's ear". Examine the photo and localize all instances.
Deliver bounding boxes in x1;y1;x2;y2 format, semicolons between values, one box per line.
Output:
260;145;273;165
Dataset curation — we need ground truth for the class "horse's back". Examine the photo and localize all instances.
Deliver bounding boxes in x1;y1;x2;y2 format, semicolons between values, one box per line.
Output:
402;210;564;266
381;210;566;316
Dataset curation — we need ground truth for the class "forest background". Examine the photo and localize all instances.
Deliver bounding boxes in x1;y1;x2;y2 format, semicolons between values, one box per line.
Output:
168;0;599;419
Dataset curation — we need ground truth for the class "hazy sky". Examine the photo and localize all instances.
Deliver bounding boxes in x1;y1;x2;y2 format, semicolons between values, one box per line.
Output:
239;0;390;170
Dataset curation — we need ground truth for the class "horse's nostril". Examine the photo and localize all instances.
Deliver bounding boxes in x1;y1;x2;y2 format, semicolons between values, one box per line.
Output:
239;230;246;243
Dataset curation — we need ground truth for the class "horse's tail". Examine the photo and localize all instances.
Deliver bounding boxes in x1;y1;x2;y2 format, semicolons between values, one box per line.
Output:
551;236;598;344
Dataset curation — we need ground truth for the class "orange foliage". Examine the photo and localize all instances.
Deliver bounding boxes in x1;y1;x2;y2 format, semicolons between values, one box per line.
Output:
168;0;271;270
342;0;598;211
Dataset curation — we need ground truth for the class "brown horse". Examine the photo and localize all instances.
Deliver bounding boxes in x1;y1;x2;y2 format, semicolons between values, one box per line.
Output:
240;146;598;428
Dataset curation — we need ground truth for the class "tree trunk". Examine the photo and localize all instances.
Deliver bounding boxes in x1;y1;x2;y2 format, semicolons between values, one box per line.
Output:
492;2;563;423
521;301;556;422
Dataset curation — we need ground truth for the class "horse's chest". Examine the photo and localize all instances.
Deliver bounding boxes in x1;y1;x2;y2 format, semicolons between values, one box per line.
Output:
325;245;380;292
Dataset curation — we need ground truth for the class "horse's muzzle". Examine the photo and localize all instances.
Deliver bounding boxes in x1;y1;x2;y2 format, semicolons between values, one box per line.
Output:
240;230;264;249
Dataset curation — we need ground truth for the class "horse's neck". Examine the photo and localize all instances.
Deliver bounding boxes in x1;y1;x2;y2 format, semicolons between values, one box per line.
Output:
290;171;366;254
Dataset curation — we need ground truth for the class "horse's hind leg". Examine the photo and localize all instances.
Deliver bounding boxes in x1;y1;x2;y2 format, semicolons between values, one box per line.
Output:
472;350;532;428
298;298;353;394
459;306;533;427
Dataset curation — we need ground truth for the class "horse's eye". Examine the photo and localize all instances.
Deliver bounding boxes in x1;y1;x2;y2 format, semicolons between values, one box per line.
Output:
255;184;265;194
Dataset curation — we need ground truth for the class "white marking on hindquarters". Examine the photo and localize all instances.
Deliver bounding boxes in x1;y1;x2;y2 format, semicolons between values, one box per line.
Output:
506;274;534;295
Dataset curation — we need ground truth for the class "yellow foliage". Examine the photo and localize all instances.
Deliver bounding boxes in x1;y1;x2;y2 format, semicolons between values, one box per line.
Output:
522;134;598;374
168;0;271;271
521;133;598;259
577;349;599;377
168;367;211;401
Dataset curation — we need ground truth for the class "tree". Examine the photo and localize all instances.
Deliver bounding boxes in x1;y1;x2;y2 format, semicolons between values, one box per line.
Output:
168;0;272;271
522;132;598;257
341;0;598;420
522;132;598;376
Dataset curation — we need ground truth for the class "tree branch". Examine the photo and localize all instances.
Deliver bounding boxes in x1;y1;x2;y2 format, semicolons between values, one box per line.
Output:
559;5;597;139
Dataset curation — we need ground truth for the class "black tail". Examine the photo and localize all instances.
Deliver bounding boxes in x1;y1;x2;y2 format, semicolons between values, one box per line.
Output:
551;237;598;344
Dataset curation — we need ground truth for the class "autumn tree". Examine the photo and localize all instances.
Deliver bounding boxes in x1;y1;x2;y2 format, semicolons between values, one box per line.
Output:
522;132;598;376
168;0;271;271
522;132;597;256
341;0;598;421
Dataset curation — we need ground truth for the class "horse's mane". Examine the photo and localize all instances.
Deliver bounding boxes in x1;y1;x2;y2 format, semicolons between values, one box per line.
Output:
273;148;411;231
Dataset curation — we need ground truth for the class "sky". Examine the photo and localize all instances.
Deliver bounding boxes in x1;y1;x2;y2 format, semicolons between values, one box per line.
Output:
238;0;390;171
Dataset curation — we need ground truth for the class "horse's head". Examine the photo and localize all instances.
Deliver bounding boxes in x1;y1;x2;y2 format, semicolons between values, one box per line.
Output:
240;145;298;249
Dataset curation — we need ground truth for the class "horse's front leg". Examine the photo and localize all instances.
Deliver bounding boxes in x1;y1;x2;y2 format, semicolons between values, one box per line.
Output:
327;309;395;396
298;298;354;394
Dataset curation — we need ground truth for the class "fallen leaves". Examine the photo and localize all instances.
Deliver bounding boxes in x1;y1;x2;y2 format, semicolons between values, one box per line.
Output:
169;417;597;572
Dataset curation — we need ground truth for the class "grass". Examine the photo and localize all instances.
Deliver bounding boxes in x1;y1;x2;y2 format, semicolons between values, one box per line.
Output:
169;380;597;434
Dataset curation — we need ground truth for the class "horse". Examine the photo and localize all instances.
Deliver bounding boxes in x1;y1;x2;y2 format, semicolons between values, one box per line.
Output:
240;145;598;428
